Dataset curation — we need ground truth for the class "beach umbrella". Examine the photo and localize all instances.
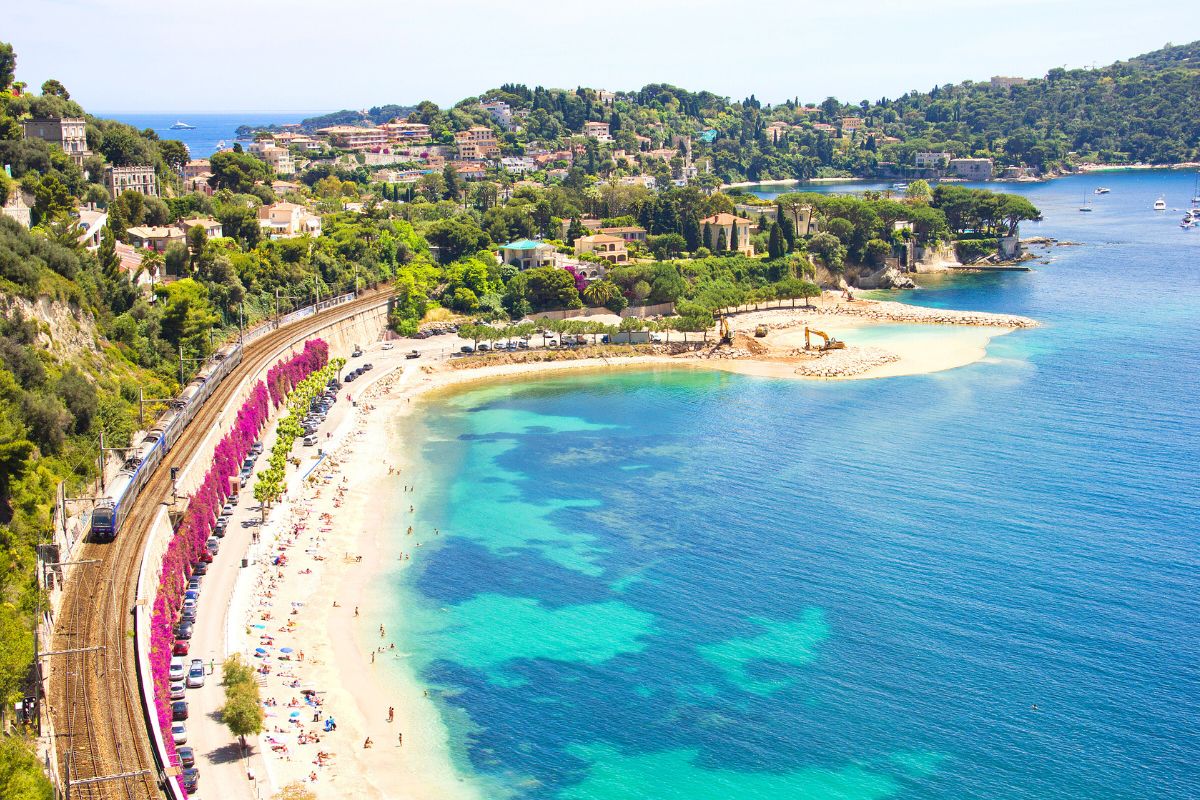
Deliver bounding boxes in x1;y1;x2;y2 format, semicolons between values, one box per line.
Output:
290;711;300;718
255;647;267;654
280;647;294;653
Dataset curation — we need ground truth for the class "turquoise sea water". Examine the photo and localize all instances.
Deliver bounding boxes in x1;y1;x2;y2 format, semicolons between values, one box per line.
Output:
386;170;1200;799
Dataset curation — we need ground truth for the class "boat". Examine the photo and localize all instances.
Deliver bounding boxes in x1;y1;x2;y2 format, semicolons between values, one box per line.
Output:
169;120;196;130
1079;192;1093;212
1153;197;1166;211
892;182;909;191
1094;187;1110;194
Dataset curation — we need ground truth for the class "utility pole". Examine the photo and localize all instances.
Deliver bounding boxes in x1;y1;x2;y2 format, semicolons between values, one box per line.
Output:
239;301;245;344
275;287;281;329
97;431;104;491
179;345;185;388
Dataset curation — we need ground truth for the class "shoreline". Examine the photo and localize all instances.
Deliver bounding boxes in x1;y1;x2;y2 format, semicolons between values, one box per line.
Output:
247;296;1037;796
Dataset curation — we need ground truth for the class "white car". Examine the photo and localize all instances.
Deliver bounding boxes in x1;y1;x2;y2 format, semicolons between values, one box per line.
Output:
381;342;394;350
187;663;205;689
169;657;187;682
170;681;186;700
171;722;187;745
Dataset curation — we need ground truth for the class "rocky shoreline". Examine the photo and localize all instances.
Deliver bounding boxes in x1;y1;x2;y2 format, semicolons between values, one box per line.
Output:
730;301;1037;330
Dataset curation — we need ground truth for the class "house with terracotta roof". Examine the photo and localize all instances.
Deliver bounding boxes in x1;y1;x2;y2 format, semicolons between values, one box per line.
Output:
583;121;612;141
126;225;187;252
177;217;223;238
318;125;388;150
574;233;629;264
454;126;499;160
701;213;754;256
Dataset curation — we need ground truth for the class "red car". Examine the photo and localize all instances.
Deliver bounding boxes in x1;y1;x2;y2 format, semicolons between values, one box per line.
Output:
198;550;214;563
173;640;190;656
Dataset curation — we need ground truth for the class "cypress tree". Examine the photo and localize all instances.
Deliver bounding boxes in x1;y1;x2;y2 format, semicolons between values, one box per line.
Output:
730;219;740;252
768;222;785;260
716;228;727;252
682;215;700;251
703;221;713;250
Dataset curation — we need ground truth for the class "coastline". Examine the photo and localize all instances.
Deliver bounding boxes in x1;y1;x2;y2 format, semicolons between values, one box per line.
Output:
246;295;1036;796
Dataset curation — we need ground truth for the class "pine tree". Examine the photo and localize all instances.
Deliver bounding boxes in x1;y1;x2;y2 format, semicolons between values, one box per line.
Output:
609;111;621;132
702;221;713;250
730;220;740;253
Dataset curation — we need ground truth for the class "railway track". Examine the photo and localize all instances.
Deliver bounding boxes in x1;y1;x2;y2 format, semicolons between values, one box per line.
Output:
48;288;392;799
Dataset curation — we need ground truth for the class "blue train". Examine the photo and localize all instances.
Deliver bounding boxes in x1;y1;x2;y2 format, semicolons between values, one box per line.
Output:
90;341;244;540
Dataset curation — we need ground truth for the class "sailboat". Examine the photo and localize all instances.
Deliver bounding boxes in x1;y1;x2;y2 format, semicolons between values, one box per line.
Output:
1191;171;1200;206
1079;191;1093;212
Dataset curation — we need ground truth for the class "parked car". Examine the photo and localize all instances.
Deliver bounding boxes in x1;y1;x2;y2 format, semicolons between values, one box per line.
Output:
169;657;187;682
250;441;264;456
187;661;205;689
171;722;187;745
182;768;199;793
192;561;208;575
303;435;318;447
187;577;201;590
460;345;474;354
363;362;373;370
405;350;420;359
172;640;189;656
170;681;186;701
175;622;193;640
344;373;356;383
180;608;197;624
351;347;363;357
478;343;490;351
205;538;219;555
412;330;429;339
172;701;188;721
197;550;213;564
381;342;394;350
185;590;200;602
177;746;195;769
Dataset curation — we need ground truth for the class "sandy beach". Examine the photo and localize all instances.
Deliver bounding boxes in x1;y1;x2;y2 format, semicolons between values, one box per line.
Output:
242;294;1036;797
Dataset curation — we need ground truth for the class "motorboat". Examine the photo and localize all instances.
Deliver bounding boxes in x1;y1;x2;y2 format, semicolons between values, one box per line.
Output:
170;121;196;130
1153;197;1167;211
1094;187;1110;194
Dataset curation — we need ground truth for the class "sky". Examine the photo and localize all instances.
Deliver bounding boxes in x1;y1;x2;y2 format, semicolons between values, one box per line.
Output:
7;0;1199;113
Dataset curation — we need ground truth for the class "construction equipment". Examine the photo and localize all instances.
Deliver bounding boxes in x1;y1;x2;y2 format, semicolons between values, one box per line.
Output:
805;327;845;351
754;324;769;337
718;316;733;345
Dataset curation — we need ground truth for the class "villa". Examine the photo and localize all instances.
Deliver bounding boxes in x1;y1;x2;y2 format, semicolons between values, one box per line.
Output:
258;202;323;239
701;213;754;256
126;225;186;252
500;239;557;270
574;233;629;264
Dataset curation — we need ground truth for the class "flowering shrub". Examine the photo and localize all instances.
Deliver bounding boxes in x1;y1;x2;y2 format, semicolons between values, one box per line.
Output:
146;339;328;791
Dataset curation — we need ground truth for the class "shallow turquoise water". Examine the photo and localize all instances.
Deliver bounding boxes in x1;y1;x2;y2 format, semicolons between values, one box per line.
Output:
386;170;1200;799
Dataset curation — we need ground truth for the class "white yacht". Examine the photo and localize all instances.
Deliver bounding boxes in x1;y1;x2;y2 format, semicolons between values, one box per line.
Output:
1094;187;1110;194
1153;197;1167;211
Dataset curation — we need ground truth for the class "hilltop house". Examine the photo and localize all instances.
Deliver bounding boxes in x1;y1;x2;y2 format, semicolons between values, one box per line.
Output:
574;233;629;264
701;213;754;256
598;226;647;243
500;239;556;270
914;152;953;169
177;217;223;238
454;127;500;160
22;117;90;165
126;225;186;252
258;202;322;239
318;125;388;150
105;165;159;198
583;121;612;141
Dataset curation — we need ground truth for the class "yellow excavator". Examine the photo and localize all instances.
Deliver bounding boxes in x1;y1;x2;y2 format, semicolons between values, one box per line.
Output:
719;315;733;345
754;324;769;337
805;326;845;351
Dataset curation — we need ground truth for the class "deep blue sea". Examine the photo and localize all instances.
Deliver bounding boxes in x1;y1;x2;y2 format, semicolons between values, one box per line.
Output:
102;112;319;159
386;170;1200;800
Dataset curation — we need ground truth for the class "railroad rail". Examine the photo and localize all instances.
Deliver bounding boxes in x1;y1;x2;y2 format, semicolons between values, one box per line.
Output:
47;288;393;799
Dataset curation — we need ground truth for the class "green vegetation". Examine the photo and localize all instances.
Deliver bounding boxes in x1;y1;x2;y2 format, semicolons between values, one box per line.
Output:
220;654;264;743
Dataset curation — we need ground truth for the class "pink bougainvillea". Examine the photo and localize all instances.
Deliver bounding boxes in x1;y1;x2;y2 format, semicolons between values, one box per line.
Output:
563;265;589;295
147;340;328;787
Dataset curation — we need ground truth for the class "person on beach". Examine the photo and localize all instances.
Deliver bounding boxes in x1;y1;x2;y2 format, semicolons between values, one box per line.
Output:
355;607;359;617
398;733;403;746
364;738;372;749
388;707;394;723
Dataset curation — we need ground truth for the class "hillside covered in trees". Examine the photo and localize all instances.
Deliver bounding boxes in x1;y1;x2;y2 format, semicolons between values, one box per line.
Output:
324;41;1199;182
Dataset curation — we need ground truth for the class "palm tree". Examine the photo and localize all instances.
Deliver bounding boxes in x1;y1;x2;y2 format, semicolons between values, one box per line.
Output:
582;280;619;309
